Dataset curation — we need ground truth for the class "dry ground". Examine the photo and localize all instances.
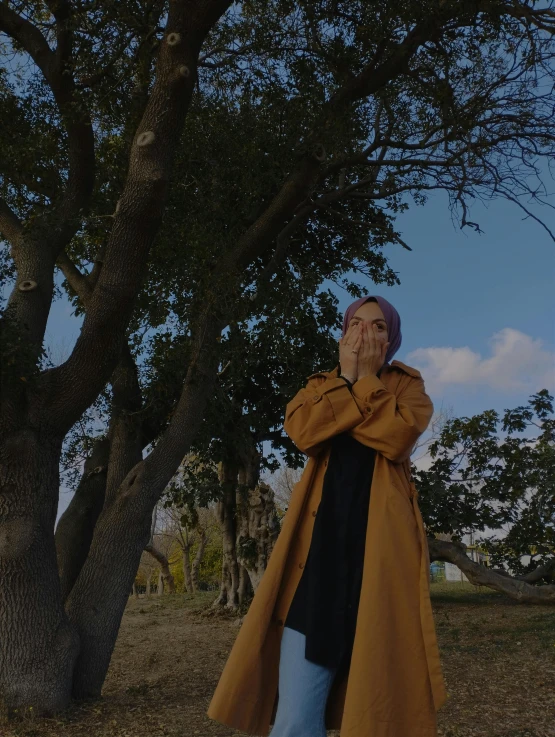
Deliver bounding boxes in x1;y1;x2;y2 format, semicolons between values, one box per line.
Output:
2;583;554;737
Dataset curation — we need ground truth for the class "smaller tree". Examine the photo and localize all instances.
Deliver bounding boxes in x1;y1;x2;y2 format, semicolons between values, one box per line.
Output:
417;390;555;603
156;502;219;594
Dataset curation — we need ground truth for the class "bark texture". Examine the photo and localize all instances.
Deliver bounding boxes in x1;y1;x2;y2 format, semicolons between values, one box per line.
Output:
55;438;110;602
0;431;80;714
181;522;207;594
235;444;280;593
212;460;241;609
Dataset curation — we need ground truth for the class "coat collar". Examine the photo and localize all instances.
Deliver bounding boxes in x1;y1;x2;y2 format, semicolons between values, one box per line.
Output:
307;359;422;382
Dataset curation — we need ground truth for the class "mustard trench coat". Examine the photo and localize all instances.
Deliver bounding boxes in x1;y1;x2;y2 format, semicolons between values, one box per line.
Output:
207;360;449;737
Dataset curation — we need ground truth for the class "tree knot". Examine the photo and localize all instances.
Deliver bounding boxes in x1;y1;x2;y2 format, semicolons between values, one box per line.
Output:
136;131;156;147
167;33;181;47
18;280;38;292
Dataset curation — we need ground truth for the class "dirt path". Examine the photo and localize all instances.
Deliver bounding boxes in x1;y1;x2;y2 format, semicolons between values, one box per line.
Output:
2;586;554;737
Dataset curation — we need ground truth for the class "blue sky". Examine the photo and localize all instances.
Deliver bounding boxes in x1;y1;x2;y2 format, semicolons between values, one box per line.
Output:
329;190;555;423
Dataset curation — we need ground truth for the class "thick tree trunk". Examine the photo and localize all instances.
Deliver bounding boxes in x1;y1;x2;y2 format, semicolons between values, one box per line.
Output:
55;339;153;606
63;489;154;699
235;443;280;595
236;481;280;593
0;435;80;714
63;303;227;699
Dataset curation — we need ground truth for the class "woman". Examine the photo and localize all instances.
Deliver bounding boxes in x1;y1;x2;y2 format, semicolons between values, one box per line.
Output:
207;295;448;737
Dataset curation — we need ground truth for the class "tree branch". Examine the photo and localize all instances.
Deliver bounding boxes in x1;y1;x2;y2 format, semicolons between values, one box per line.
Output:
56;251;93;304
38;0;234;435
0;2;95;255
0;2;95;367
428;537;555;603
0;197;23;248
214;10;464;281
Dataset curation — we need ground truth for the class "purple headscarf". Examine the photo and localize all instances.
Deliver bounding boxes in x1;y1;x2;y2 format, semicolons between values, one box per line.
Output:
341;295;402;366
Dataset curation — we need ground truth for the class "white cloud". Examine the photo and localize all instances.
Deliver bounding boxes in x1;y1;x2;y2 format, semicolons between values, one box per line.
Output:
406;328;555;394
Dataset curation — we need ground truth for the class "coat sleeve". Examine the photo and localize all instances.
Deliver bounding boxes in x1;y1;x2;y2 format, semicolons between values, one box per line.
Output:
283;375;363;457
347;372;434;463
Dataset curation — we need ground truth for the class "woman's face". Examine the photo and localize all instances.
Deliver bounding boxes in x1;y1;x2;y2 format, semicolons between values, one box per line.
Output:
348;302;389;348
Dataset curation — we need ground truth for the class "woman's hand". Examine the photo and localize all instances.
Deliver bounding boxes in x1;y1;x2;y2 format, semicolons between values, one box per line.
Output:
357;322;390;378
338;323;363;381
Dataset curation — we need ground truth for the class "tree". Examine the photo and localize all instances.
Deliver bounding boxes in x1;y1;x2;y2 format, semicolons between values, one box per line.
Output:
144;505;177;594
418;390;555;603
2;0;555;717
156;496;219;594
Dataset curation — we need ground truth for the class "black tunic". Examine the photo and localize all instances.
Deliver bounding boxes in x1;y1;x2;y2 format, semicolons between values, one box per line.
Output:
284;425;377;672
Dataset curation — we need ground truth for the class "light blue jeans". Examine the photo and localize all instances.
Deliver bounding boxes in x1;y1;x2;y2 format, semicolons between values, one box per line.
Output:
269;626;343;737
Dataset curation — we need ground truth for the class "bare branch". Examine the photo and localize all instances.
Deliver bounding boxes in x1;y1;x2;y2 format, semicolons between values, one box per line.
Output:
492;189;555;242
217;15;455;278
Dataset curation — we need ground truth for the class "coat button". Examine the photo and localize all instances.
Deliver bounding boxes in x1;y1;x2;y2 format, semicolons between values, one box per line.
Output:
312;394;321;403
312;510;317;517
277;618;284;626
299;562;305;568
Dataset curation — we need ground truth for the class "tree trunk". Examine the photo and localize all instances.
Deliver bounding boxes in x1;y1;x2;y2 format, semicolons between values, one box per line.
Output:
212;460;240;610
190;526;207;593
0;436;80;714
55;436;110;602
145;542;176;594
62;480;153;697
55;343;147;602
235;444;280;594
213;554;233;608
236;481;280;593
238;562;251;604
182;543;193;594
